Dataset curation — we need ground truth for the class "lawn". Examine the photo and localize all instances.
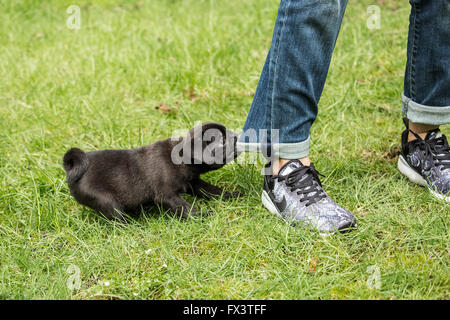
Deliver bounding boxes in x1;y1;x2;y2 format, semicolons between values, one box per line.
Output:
0;0;448;299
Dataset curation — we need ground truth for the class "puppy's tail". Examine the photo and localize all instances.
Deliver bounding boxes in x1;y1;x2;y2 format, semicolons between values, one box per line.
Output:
63;148;89;184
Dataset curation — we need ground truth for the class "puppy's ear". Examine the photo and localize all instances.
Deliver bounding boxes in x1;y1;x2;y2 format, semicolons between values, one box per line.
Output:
183;122;227;164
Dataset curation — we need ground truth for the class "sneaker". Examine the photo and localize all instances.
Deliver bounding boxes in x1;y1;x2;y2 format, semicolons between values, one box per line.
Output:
398;118;450;202
261;160;357;234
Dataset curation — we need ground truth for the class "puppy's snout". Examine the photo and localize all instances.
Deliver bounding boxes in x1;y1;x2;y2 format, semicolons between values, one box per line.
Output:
223;130;240;162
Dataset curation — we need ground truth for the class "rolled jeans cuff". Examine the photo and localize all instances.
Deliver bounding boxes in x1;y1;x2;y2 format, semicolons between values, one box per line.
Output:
273;137;310;159
236;136;310;159
402;93;450;125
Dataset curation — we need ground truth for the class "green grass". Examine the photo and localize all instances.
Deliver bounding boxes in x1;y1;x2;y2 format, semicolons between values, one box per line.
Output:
0;0;448;299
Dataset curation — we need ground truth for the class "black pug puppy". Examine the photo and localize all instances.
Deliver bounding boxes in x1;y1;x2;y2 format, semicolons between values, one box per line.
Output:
63;122;240;222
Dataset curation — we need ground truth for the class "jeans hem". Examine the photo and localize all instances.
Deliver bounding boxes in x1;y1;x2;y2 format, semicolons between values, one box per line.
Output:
236;137;310;159
402;93;450;125
275;137;310;159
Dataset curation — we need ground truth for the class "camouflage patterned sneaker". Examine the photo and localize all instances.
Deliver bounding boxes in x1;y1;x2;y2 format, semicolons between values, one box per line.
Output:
398;118;450;202
261;160;357;234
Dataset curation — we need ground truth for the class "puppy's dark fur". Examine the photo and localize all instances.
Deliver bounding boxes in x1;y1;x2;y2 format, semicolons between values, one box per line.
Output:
63;122;240;222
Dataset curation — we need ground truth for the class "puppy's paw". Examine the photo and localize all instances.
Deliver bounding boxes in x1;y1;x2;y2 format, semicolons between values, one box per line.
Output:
222;191;243;200
191;209;214;219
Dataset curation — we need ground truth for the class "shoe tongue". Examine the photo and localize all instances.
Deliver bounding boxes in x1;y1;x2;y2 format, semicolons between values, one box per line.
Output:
278;159;303;176
425;129;442;141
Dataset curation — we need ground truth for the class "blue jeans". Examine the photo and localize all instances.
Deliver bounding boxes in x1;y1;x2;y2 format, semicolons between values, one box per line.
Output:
238;0;450;159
